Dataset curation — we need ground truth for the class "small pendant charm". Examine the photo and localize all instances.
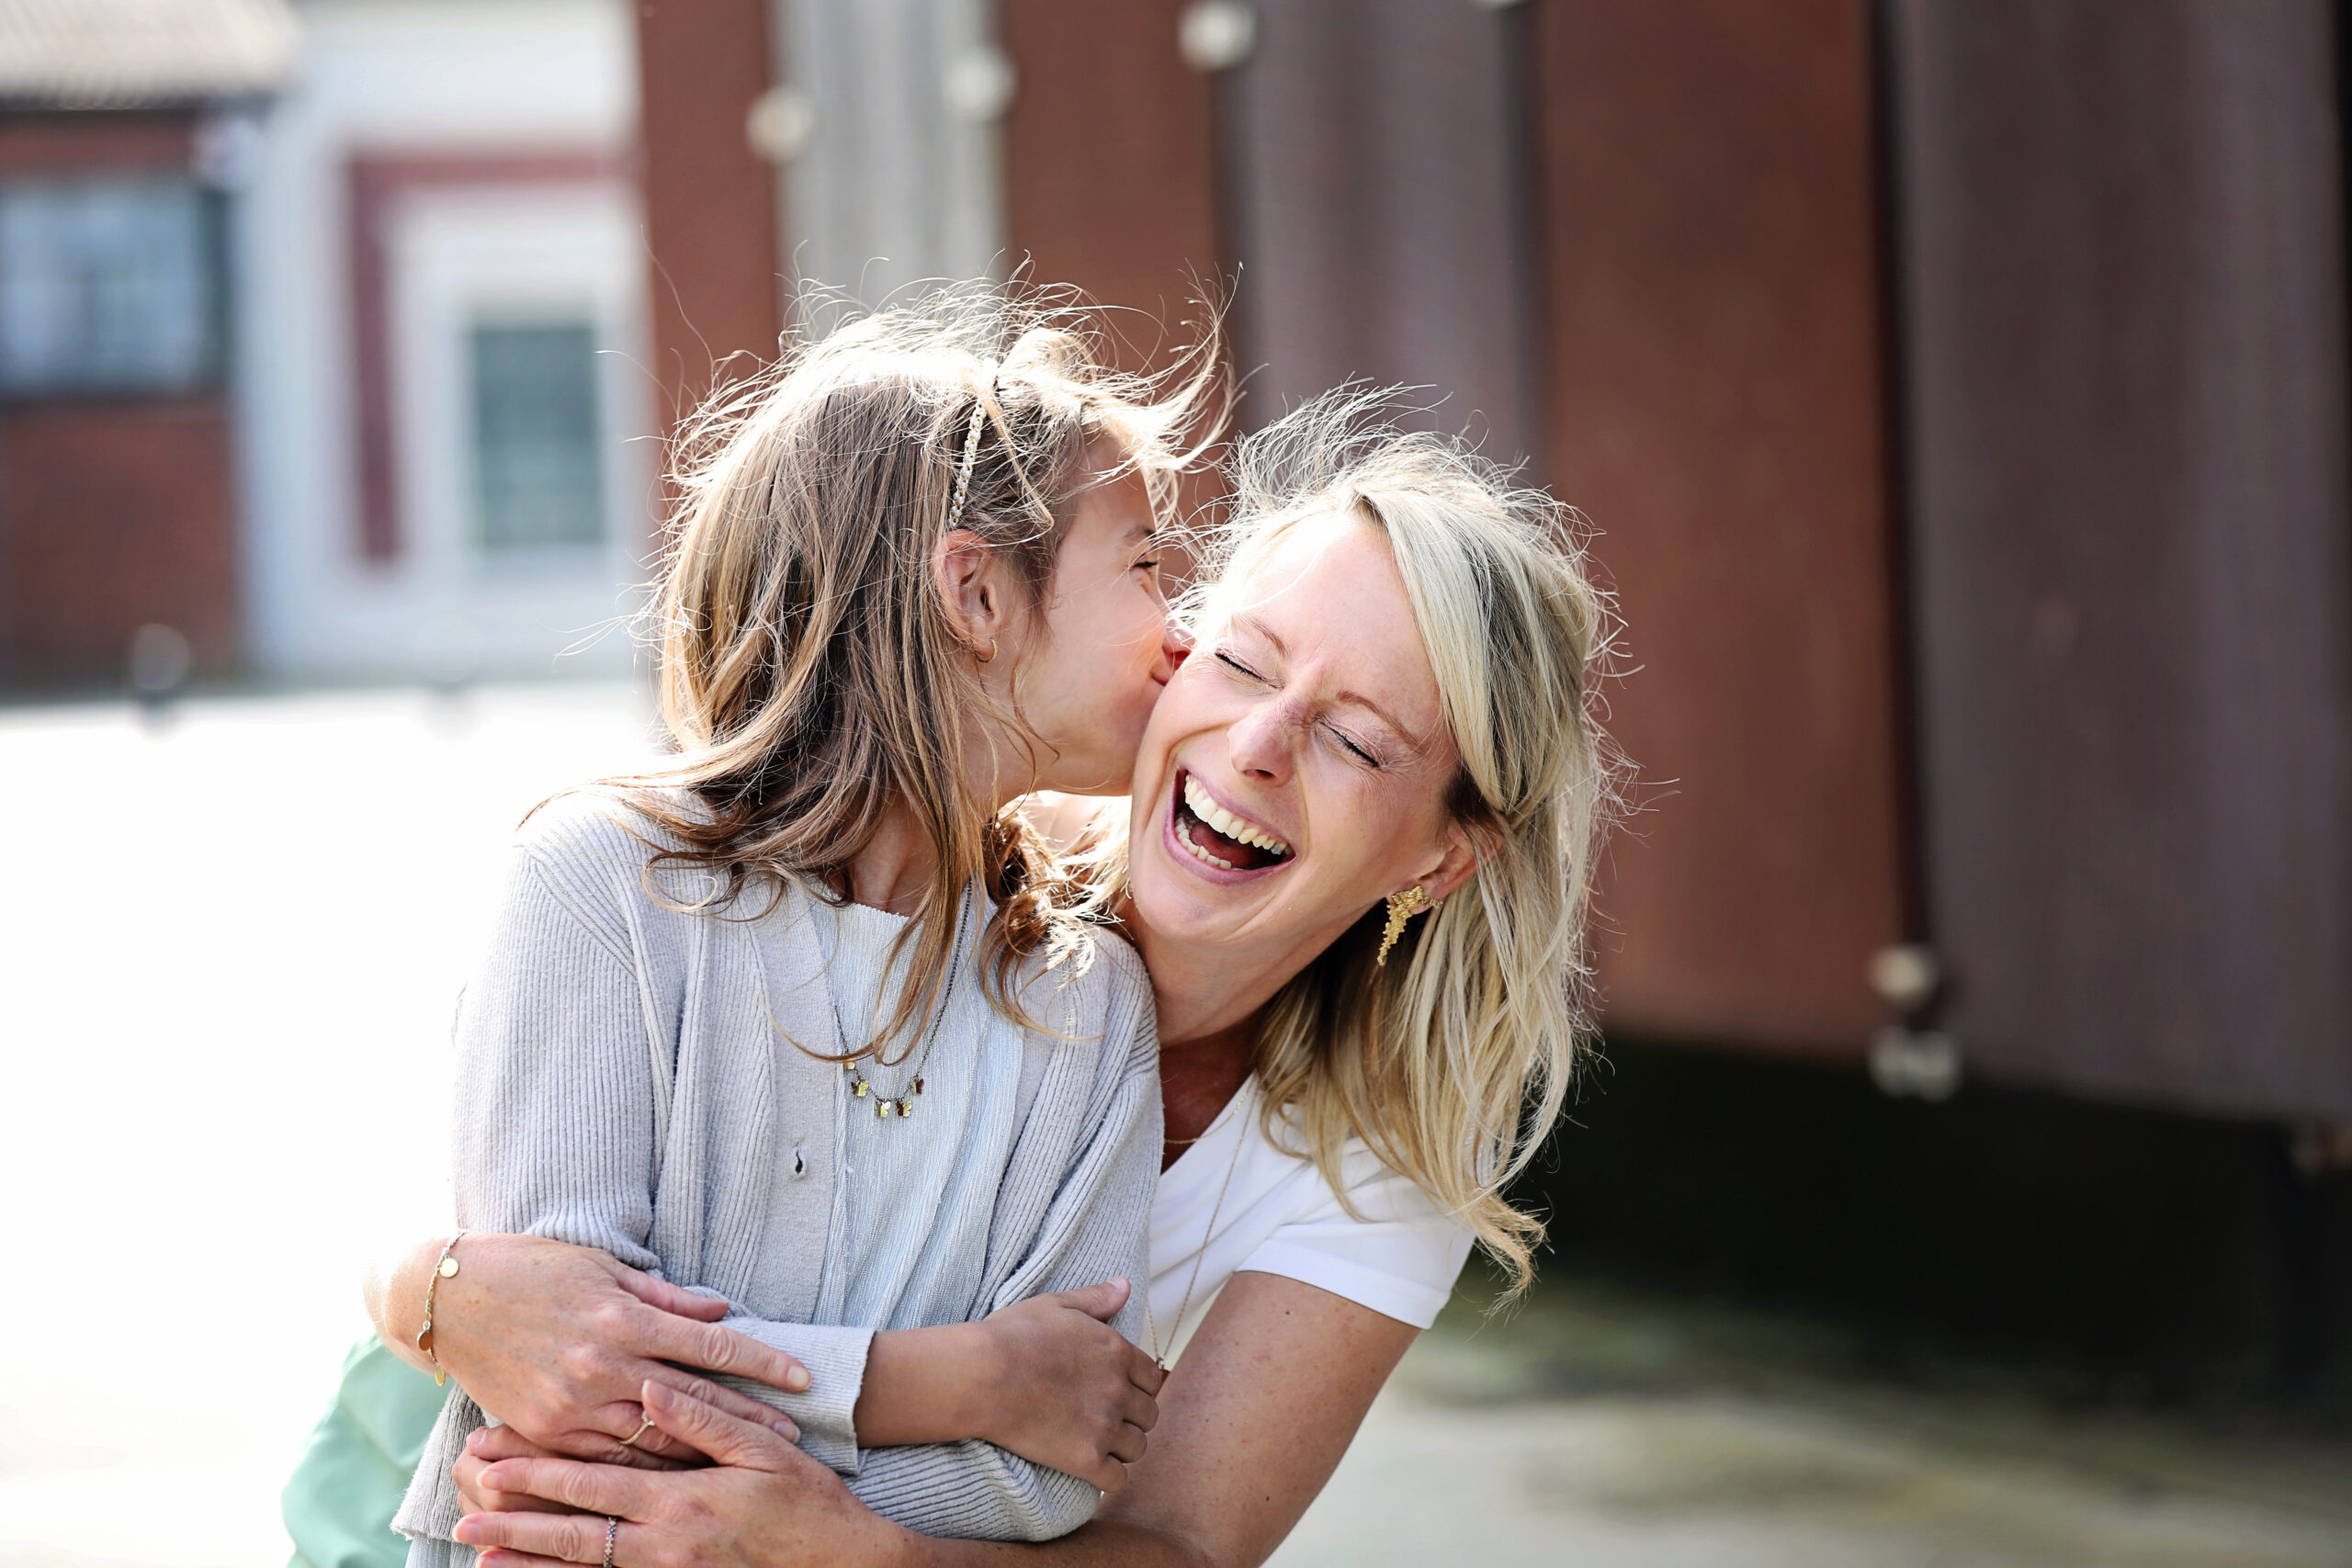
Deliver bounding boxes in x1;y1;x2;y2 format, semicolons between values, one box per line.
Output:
875;1097;893;1119
895;1099;913;1119
852;1077;868;1098
911;1077;924;1096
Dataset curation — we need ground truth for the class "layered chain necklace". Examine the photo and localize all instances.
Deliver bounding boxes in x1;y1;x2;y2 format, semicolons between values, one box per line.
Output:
825;884;974;1121
1143;1094;1248;1371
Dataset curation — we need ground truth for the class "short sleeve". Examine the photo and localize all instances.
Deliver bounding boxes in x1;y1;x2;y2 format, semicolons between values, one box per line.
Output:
1233;1149;1476;1328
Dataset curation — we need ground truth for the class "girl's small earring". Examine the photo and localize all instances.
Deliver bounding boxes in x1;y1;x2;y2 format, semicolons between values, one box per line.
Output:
973;637;998;665
1375;886;1436;967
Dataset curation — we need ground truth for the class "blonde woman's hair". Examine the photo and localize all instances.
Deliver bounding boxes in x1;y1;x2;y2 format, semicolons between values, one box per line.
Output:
606;283;1222;1055
1187;389;1613;1298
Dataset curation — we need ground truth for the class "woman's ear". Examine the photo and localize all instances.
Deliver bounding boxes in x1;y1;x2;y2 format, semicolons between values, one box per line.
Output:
933;528;1013;656
1419;820;1489;907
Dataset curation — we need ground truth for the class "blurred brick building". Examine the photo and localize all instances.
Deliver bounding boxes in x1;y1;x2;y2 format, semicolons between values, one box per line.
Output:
1;0;655;691
0;0;295;687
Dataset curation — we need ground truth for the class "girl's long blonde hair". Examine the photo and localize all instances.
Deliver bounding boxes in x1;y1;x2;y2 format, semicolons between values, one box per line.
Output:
1189;390;1615;1298
611;284;1222;1055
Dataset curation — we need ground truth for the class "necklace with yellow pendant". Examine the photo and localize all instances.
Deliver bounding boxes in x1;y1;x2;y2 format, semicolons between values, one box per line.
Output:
826;885;973;1121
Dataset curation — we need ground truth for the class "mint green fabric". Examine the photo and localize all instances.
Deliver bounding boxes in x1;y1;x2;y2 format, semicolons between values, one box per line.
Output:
284;1337;451;1568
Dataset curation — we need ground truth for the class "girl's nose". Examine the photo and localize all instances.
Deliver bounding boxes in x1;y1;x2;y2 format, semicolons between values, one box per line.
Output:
1157;625;1192;682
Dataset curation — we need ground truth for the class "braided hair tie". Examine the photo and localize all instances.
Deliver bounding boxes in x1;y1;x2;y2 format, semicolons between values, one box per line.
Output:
947;377;998;530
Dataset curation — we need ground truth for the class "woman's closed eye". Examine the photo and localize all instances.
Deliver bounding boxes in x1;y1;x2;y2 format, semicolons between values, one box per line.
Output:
1214;649;1266;682
1329;725;1380;767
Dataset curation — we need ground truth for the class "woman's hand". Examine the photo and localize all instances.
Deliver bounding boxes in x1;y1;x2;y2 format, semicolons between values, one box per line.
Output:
456;1381;910;1568
458;1426;599;1517
854;1279;1164;1491
417;1233;809;1464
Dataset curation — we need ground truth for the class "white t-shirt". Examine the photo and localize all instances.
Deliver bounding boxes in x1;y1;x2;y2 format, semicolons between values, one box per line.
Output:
1145;1078;1476;1363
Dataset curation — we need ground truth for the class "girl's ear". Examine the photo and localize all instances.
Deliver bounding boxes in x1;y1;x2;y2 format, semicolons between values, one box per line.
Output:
933;527;1014;654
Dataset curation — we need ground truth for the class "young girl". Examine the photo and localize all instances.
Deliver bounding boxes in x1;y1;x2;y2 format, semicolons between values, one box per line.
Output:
385;288;1219;1562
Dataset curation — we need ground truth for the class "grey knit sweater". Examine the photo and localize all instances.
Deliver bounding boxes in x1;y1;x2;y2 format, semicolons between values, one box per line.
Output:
392;791;1161;1559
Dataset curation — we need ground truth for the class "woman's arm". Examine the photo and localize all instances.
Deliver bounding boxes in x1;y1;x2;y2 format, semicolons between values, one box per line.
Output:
366;1229;813;1459
452;1271;1419;1568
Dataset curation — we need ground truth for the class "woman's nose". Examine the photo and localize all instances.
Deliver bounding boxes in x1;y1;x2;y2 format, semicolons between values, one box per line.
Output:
1227;699;1293;782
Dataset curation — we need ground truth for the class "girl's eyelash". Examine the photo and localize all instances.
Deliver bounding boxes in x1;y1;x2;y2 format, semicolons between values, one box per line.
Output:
1332;728;1379;767
1215;650;1262;680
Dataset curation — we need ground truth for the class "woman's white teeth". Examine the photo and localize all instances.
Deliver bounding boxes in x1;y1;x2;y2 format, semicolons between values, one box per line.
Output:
1182;776;1292;857
1181;834;1234;871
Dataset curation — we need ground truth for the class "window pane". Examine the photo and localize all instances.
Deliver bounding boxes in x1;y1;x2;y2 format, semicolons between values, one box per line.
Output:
470;321;605;551
0;180;214;395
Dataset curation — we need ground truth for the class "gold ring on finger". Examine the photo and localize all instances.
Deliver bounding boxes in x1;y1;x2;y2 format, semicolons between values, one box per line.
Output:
619;1413;656;1449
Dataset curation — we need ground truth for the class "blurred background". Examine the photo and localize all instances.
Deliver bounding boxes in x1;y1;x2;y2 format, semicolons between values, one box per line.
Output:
3;0;2350;1563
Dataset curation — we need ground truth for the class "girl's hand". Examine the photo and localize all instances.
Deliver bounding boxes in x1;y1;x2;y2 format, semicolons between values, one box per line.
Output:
854;1279;1162;1491
457;1381;910;1568
971;1280;1164;1490
428;1233;808;1464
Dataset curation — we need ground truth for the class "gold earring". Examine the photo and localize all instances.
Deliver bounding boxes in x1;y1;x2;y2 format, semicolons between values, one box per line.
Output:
973;637;998;664
1375;886;1435;967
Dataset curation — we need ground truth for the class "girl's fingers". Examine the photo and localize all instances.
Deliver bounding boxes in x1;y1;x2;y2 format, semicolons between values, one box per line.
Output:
1038;1279;1129;1322
631;1307;811;1394
639;1380;796;1471
478;1553;579;1568
1117;1384;1159;1437
1125;1340;1168;1396
610;1265;731;1323
1108;1419;1149;1466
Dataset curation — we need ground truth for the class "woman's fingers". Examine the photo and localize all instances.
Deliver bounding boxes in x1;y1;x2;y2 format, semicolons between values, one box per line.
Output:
477;1552;578;1568
572;1403;701;1467
632;1307;810;1394
639;1379;796;1471
609;1263;731;1323
464;1454;654;1523
459;1506;628;1563
640;1366;801;1442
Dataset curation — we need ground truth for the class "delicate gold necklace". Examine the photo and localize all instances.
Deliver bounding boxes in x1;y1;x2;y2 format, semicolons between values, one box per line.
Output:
1145;1092;1248;1371
824;885;973;1121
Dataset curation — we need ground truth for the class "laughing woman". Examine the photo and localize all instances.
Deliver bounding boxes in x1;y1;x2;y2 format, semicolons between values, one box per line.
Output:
431;389;1617;1568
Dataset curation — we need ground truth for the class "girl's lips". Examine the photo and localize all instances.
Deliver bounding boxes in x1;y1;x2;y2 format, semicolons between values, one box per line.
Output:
1161;767;1295;886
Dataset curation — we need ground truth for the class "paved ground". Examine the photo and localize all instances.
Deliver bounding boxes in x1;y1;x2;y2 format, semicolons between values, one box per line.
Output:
3;682;2346;1568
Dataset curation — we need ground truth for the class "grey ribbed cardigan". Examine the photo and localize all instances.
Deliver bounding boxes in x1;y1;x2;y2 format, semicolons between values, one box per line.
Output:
392;791;1161;1559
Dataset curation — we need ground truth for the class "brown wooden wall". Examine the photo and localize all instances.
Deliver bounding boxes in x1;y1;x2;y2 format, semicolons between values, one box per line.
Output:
1532;0;1910;1052
1219;0;1536;460
634;0;785;423
997;0;1221;363
1888;0;2352;1118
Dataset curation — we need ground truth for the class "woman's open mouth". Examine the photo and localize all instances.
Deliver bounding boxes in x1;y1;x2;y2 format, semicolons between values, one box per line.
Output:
1170;769;1295;874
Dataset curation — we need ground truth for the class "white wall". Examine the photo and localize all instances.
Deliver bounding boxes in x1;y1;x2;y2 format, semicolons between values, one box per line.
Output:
232;0;650;682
